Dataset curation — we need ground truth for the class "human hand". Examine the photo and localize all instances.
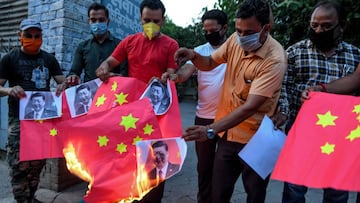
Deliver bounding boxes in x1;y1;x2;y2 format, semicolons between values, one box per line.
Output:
55;82;67;97
96;64;111;82
301;85;322;103
182;125;208;142
174;48;195;67
8;85;26;99
271;112;287;130
160;72;178;84
65;75;80;87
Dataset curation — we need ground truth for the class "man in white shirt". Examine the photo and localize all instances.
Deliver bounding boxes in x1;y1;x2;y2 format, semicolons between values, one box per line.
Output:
161;9;228;203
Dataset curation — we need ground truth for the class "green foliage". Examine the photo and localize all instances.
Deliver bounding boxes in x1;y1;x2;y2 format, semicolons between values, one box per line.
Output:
162;0;360;50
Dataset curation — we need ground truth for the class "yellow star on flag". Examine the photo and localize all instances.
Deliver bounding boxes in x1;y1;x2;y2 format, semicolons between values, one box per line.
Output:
116;142;127;154
97;136;109;147
357;114;360;122
316;111;338;128
95;94;107;107
49;128;57;137
111;81;118;92
346;125;360;141
352;104;360;114
132;135;143;145
115;92;128;106
143;124;154;135
120;113;139;131
320;142;335;155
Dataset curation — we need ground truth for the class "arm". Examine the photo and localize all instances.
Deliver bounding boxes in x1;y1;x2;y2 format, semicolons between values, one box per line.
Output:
301;63;360;100
174;48;220;71
0;79;26;98
67;44;84;85
162;64;196;83
96;56;121;82
183;94;268;141
54;75;66;96
325;64;360;94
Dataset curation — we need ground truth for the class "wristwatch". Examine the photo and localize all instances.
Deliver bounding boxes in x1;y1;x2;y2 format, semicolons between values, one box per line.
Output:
206;126;215;139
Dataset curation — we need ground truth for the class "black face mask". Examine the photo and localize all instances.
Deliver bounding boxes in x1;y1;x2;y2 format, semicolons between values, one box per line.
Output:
309;25;340;51
204;31;224;46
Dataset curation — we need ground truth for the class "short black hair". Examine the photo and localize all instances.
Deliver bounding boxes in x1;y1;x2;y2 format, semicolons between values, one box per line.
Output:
88;2;109;18
30;92;45;101
152;141;168;151
140;0;166;17
312;0;346;26
236;0;270;26
202;9;228;26
76;84;90;94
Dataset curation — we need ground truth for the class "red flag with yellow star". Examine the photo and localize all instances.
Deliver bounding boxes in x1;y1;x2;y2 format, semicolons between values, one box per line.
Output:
88;76;147;115
61;99;163;202
271;92;360;192
20;93;71;161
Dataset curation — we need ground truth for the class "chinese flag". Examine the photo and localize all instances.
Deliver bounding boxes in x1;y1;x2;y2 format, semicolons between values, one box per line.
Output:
20;93;72;161
272;92;360;192
61;99;163;202
157;81;182;138
88;76;147;115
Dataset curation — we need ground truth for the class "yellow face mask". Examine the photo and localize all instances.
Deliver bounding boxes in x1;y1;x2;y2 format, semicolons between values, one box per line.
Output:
21;37;42;54
143;22;160;40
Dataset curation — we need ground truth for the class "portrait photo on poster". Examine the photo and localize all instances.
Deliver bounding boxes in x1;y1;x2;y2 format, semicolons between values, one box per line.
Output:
135;138;186;190
140;79;172;115
65;78;102;118
20;91;62;120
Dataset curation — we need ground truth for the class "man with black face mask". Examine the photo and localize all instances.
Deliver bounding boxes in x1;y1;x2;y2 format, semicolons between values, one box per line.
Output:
271;1;360;202
161;9;227;203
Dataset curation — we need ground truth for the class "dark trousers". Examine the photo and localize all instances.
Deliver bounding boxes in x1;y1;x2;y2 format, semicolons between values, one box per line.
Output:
282;183;348;203
282;119;348;203
211;135;270;203
194;116;217;203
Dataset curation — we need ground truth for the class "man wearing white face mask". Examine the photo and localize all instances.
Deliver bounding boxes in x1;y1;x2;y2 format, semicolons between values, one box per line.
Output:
95;0;179;84
175;0;286;202
66;2;128;85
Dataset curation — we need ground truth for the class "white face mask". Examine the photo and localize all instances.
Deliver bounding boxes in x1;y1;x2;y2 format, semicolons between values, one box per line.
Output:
237;28;264;52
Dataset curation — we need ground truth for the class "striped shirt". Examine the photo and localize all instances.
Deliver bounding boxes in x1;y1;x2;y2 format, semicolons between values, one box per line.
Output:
278;39;360;120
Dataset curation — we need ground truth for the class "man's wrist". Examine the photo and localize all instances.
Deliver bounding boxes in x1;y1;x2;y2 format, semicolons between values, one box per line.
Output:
318;83;327;92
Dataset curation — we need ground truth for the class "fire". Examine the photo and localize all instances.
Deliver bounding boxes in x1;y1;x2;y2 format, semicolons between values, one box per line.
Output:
63;143;93;190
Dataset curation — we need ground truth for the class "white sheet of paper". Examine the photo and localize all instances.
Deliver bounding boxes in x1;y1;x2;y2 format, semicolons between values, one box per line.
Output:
238;115;286;179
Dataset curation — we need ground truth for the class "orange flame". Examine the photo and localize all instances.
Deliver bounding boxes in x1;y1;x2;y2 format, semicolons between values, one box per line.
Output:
63;143;93;191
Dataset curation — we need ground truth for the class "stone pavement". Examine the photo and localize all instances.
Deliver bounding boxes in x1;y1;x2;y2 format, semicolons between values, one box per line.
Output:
0;100;358;203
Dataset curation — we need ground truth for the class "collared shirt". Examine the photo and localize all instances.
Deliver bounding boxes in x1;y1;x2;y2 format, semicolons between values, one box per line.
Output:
211;33;287;143
278;39;360;120
157;162;168;179
68;33;127;82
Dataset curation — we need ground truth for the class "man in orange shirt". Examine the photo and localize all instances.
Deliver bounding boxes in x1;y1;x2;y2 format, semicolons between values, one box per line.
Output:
175;0;286;202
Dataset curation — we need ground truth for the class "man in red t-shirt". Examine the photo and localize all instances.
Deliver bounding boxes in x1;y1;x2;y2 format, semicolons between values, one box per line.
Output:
96;0;178;84
96;0;178;202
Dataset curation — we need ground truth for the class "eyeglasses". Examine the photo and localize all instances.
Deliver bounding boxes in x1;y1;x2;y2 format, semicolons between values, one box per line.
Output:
23;33;42;39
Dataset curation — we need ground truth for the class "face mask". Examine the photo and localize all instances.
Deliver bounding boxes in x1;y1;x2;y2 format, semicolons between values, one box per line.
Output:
309;25;340;51
237;30;263;52
205;31;224;46
21;38;42;53
90;22;108;36
143;22;160;40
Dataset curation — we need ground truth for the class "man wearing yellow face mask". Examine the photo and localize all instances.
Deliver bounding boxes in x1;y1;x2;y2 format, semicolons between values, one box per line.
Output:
0;18;65;202
95;0;179;85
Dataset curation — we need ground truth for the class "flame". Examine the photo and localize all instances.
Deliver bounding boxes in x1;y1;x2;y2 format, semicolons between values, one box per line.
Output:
63;143;93;190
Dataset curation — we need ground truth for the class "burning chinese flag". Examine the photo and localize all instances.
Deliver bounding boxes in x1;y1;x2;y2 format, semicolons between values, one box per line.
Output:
62;99;163;202
272;92;360;192
20;93;72;161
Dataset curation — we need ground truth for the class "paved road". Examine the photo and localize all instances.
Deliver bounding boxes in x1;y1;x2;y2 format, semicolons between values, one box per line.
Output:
0;100;358;202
